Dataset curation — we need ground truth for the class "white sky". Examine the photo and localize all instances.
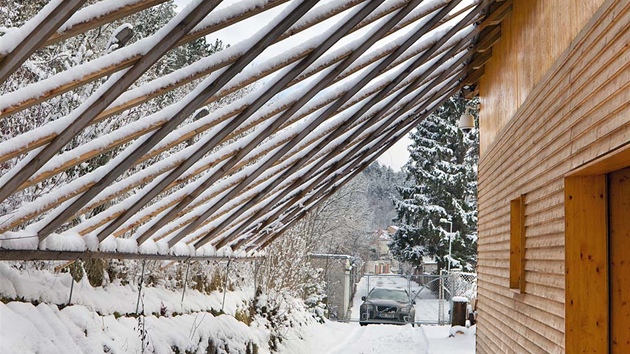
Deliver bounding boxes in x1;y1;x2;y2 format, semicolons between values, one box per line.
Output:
172;0;413;171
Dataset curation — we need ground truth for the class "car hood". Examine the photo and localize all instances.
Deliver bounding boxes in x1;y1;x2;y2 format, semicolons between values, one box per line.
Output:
365;299;409;307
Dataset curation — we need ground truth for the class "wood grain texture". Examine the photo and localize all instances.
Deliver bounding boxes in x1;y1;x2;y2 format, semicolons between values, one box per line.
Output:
476;0;629;352
609;168;630;353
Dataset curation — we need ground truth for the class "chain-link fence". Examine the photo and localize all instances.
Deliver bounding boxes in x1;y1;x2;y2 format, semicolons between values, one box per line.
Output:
347;271;477;325
439;270;478;325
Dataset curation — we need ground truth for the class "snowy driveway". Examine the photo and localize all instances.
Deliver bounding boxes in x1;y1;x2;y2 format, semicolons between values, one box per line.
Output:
278;274;475;354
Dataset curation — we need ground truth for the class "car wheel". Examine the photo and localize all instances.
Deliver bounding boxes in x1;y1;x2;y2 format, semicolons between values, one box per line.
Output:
360;322;367;326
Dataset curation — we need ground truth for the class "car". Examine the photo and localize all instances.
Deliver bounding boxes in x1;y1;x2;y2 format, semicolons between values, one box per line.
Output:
359;287;416;326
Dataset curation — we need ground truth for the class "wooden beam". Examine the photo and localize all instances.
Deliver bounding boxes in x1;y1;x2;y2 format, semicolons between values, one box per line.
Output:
0;1;223;217
0;0;456;193
188;0;471;249
35;0;321;241
241;78;463;250
195;0;491;249
103;0;387;246
215;48;472;249
0;249;259;262
0;0;292;120
476;25;501;53
0;0;87;86
0;36;432;236
44;0;168;45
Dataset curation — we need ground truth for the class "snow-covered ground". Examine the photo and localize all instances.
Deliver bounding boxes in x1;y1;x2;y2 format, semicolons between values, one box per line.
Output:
0;264;474;353
275;274;475;354
278;321;475;354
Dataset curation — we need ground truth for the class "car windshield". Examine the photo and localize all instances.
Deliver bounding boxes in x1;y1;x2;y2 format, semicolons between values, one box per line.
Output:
367;288;409;303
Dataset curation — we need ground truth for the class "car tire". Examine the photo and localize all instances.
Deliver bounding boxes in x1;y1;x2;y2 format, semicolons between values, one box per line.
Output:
360;322;367;326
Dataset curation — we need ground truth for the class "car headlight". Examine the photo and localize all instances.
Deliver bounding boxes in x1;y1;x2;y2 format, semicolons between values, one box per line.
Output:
399;306;411;314
361;303;374;310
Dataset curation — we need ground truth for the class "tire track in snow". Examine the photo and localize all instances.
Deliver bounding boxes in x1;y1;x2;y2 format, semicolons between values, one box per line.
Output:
327;323;428;354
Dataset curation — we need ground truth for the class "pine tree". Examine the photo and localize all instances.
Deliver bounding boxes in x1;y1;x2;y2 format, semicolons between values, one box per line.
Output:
390;97;478;272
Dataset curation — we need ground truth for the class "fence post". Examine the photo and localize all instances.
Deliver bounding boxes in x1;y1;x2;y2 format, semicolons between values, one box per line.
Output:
67;276;75;305
343;259;351;321
136;259;146;315
181;260;191;305
221;258;232;312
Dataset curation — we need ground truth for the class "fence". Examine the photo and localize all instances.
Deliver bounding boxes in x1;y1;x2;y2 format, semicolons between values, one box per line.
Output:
346;271;477;325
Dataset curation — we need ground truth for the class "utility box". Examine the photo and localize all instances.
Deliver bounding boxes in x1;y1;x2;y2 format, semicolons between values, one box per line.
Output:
452;296;469;326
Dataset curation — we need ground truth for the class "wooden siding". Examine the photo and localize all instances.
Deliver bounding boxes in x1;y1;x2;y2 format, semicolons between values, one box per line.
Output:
478;0;605;153
476;0;630;352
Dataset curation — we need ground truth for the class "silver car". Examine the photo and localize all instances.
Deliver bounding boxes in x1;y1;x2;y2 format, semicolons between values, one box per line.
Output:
359;287;416;326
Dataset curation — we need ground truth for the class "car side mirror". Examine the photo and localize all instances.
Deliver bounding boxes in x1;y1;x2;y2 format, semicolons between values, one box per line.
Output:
412;300;416;305
361;296;366;301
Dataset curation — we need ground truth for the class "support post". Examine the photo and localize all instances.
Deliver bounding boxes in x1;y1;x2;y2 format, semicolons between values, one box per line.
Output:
136;259;146;315
181;260;191;305
221;258;232;312
68;276;75;305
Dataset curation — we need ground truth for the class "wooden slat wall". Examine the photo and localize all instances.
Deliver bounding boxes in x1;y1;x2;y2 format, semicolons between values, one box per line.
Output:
476;0;630;353
478;0;605;153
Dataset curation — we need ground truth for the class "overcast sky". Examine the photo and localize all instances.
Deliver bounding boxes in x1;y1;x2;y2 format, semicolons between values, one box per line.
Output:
172;0;412;171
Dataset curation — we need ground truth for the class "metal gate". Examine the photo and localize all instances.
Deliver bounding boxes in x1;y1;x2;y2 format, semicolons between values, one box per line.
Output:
346;272;477;325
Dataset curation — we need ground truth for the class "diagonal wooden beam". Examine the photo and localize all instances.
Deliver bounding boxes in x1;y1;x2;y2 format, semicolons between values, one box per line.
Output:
0;0;292;120
44;0;169;46
253;82;464;251
6;0;456;206
125;0;421;247
35;0;322;240
247;74;464;246
190;0;478;249
104;0;386;245
215;50;472;249
0;1;224;217
0;0;87;86
162;0;464;248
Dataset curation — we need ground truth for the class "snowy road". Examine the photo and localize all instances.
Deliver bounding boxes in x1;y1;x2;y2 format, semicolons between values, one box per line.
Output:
278;274;475;354
325;323;427;354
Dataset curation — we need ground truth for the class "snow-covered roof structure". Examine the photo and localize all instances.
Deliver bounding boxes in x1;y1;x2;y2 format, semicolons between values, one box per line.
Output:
0;0;509;261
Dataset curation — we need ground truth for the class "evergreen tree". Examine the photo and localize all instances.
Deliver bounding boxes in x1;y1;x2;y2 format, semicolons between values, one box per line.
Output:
390;97;478;272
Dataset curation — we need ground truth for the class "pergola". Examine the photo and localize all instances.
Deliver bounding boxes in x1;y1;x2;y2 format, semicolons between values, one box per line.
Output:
0;0;509;261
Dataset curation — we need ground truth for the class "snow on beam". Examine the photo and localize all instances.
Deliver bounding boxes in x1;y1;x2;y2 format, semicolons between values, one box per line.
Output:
46;0;169;45
249;78;464;250
224;69;465;249
136;5;484;246
0;31;440;237
0;249;261;262
102;0;386;247
0;0;457;207
35;0;321;241
0;0;87;86
0;0;291;120
189;0;467;250
0;0;225;225
198;13;477;250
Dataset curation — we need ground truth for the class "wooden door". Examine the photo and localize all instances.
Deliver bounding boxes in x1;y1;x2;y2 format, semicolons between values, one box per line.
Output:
608;167;630;352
